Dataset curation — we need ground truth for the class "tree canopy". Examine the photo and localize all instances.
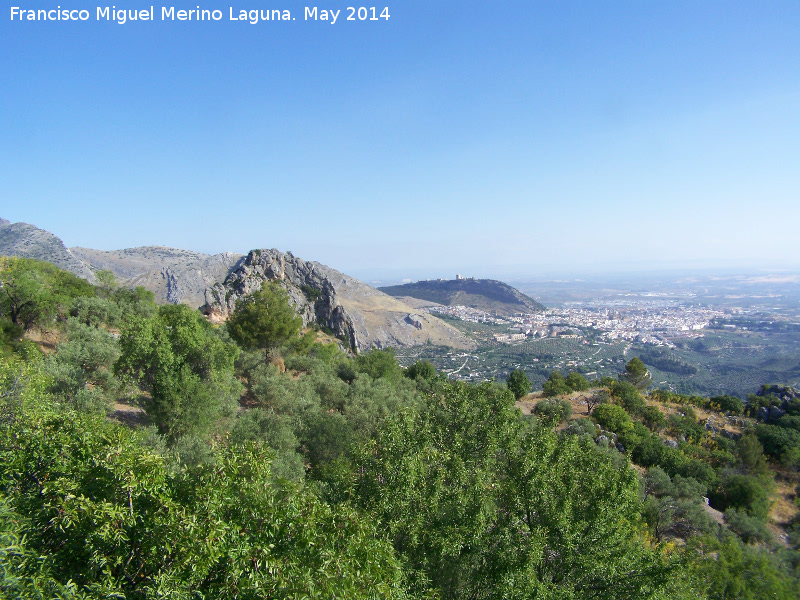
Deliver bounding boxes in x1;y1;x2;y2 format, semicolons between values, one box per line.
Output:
115;303;241;442
0;257;94;331
226;283;303;359
506;368;531;399
622;357;652;390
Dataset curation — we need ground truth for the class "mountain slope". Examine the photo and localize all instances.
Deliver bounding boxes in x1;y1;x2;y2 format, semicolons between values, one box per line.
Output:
1;218;474;351
0;219;96;281
70;246;243;307
203;249;474;352
379;277;545;315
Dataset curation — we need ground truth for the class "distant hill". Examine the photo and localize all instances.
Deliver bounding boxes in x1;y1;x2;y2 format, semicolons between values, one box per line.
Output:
0;218;96;281
379;277;545;315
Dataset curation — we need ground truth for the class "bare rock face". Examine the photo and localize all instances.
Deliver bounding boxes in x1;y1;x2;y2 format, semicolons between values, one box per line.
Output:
203;249;474;353
0;219;96;282
70;246;244;308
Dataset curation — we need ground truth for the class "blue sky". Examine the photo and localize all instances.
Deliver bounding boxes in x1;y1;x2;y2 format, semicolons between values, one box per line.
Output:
2;1;799;280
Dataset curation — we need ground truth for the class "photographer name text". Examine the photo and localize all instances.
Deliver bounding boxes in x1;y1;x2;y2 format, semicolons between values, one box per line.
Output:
10;6;390;24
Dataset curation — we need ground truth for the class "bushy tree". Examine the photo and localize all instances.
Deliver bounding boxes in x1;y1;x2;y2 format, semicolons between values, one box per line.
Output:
355;348;403;384
710;394;744;416
336;381;682;599
405;360;437;382
642;404;667;432
593;402;633;434
710;473;772;521
610;380;647;416
642;468;715;541
736;433;769;475
690;532;797;600
542;370;571;397
115;304;241;442
565;371;590;391
69;295;121;329
506;368;530;399
622;357;651;390
725;508;773;544
0;257;94;331
755;424;800;466
226;283;303;360
229;408;305;481
534;397;572;425
0;396;409;599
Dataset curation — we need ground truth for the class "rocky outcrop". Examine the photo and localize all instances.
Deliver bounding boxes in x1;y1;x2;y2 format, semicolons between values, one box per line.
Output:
70;246;244;308
1;218;473;352
203;249;474;352
0;219;96;281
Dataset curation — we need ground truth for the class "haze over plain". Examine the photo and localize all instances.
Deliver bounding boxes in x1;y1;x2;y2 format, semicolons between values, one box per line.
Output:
2;1;799;279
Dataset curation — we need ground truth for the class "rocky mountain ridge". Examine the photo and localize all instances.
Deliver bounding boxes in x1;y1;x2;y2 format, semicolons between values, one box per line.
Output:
1;218;473;351
0;219;96;281
203;249;474;352
69;246;244;308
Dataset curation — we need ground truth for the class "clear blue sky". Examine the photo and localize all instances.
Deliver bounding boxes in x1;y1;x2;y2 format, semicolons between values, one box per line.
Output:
2;1;799;279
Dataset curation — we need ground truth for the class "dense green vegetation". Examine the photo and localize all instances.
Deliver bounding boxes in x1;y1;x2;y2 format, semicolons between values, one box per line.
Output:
1;259;799;598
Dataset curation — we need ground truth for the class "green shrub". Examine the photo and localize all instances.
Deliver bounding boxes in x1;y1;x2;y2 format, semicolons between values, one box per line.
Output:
534;397;572;425
725;508;773;544
542;370;571;397
710;474;772;521
565;371;590;392
642;405;666;432
593;403;633;434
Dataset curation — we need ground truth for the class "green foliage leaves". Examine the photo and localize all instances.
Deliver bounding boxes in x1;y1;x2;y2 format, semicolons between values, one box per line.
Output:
0;403;408;599
690;532;797;600
755;423;800;467
0;257;94;331
564;371;590;391
710;474;772;521
226;283;303;357
340;380;675;599
115;304;241;442
593;402;633;434
622;357;652;390
506;368;531;399
542;370;571;397
610;380;647;417
355;348;404;384
405;360;437;382
533;397;572;425
642;405;667;432
710;394;744;416
642;468;715;542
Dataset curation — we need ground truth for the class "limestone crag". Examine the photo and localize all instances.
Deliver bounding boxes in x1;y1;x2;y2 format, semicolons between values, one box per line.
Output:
1;218;474;351
0;219;96;281
203;249;358;349
203;249;474;352
70;246;244;308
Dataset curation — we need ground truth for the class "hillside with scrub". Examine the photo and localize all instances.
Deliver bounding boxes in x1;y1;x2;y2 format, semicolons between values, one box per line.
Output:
1;256;799;599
